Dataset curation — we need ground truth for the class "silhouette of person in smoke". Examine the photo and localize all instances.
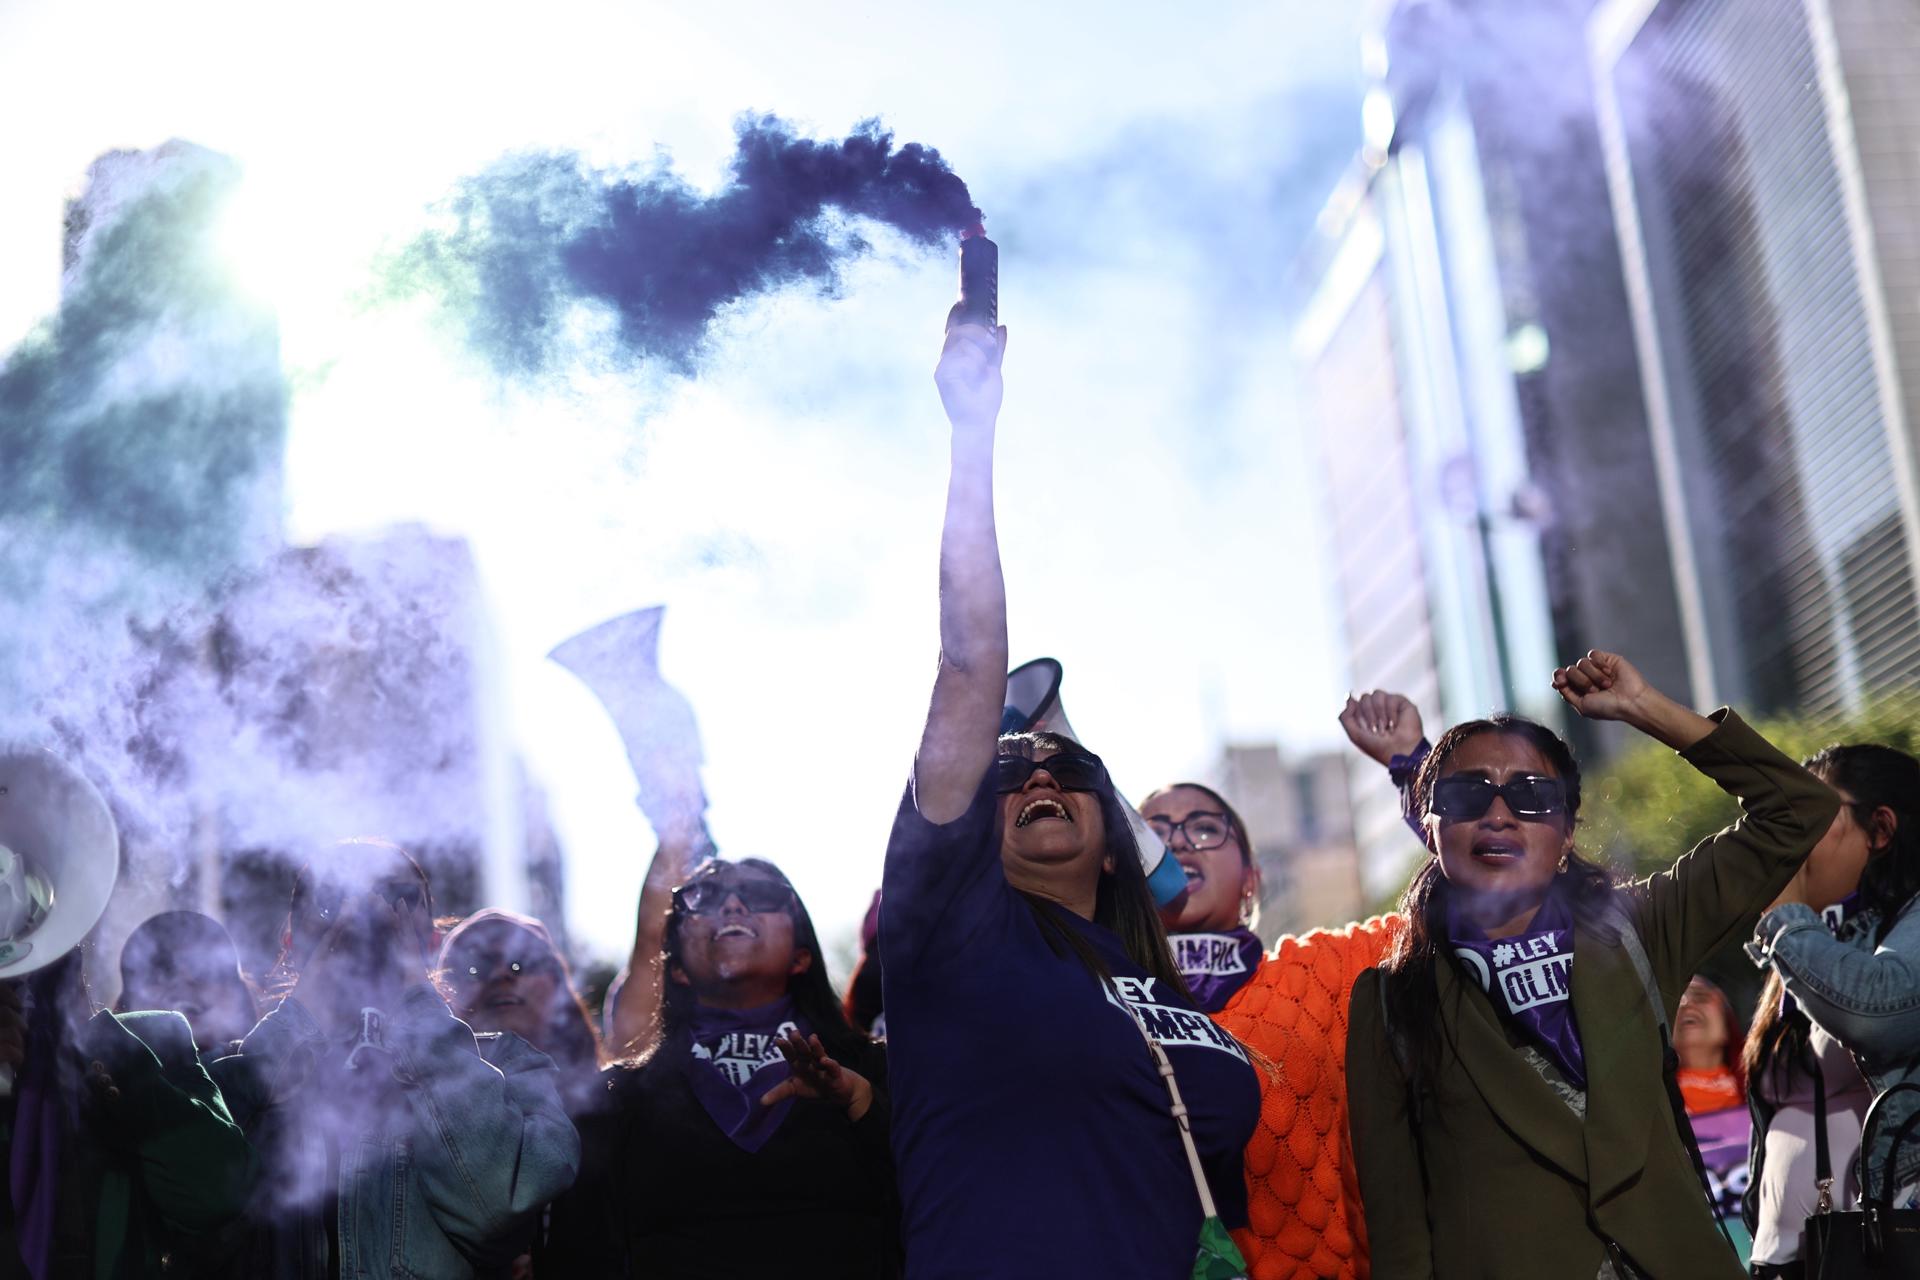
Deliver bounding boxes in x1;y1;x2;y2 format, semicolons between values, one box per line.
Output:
115;910;259;1057
208;839;579;1279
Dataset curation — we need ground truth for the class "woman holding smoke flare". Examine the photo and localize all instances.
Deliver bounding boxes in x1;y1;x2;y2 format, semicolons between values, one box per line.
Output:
209;839;579;1278
1741;743;1920;1275
1141;779;1399;1280
882;317;1259;1277
542;856;896;1278
1346;651;1839;1279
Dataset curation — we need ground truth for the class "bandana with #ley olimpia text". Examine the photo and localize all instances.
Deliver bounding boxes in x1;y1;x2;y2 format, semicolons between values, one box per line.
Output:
681;996;811;1153
1447;884;1586;1088
1170;929;1264;1013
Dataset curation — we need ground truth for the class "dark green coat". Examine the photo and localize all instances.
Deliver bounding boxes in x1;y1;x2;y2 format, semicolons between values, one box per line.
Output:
13;1008;257;1280
1347;711;1839;1280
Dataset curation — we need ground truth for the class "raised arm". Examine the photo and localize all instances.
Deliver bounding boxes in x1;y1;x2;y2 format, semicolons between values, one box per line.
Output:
606;820;704;1058
1554;649;1838;996
1751;903;1920;1061
1340;690;1429;840
913;321;1010;823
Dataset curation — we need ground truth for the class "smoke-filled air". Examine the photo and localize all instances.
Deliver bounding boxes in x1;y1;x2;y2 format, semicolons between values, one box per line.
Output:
388;115;983;377
6;1;1916;1276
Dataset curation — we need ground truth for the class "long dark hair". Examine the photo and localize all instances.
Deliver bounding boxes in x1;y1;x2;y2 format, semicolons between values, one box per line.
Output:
998;732;1188;999
1380;715;1615;1098
1744;743;1920;1088
640;857;869;1071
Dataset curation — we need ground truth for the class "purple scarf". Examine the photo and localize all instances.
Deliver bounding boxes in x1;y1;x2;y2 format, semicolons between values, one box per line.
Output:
1170;929;1264;1013
1448;886;1586;1088
681;997;810;1153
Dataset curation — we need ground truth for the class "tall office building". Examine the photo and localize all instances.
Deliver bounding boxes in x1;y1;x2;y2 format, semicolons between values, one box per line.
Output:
1592;0;1920;713
1210;743;1368;935
1296;0;1695;889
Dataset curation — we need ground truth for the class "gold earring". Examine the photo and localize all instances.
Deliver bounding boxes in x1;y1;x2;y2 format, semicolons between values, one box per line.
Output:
1557;851;1571;873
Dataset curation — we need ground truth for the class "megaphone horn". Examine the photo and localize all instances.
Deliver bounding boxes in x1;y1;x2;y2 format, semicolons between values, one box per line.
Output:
548;606;717;860
1001;659;1186;907
0;744;121;1099
0;744;119;979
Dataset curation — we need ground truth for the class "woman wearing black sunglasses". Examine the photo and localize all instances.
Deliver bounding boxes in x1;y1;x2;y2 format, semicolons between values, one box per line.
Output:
883;319;1259;1278
544;857;896;1278
1346;650;1839;1280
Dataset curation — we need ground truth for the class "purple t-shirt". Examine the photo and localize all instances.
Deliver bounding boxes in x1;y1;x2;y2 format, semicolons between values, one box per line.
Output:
881;773;1260;1279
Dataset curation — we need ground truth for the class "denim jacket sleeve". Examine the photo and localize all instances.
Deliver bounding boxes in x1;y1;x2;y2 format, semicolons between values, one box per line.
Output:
1748;899;1920;1064
386;984;582;1262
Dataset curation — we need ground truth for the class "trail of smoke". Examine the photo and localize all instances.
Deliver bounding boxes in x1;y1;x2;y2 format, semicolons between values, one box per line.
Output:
0;142;288;839
385;114;981;377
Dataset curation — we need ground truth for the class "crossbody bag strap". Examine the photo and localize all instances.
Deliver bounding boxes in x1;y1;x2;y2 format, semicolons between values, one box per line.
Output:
1115;989;1221;1220
1812;1050;1833;1214
1603;898;1738;1253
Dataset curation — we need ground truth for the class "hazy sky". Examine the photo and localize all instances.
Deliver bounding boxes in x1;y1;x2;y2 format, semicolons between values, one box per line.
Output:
0;0;1366;962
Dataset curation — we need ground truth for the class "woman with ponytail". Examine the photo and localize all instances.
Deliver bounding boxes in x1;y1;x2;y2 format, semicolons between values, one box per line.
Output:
1347;650;1838;1279
1742;743;1920;1276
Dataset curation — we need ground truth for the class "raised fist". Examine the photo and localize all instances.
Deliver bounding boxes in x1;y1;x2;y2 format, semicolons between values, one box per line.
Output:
934;322;1007;432
1551;650;1651;722
1339;691;1425;766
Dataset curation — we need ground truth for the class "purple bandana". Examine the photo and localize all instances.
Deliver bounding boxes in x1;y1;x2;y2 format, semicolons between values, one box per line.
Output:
1170;929;1264;1013
681;997;810;1153
1820;891;1865;937
1447;886;1586;1088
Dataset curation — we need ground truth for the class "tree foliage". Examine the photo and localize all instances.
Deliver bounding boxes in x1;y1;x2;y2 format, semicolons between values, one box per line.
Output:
1582;693;1920;880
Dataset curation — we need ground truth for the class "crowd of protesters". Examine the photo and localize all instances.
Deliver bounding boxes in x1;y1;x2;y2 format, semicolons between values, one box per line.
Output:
3;316;1919;1279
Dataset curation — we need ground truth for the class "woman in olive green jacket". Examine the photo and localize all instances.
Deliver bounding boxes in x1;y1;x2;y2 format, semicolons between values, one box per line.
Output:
1347;650;1839;1280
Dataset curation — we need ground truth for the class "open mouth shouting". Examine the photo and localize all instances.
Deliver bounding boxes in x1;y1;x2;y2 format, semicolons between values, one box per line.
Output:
1015;797;1073;828
1180;858;1205;889
1471;837;1525;865
713;921;759;940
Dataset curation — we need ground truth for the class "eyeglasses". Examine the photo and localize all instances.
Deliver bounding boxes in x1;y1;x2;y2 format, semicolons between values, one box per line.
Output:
1429;775;1568;821
992;750;1109;794
672;877;797;917
446;944;559;983
1147;812;1235;851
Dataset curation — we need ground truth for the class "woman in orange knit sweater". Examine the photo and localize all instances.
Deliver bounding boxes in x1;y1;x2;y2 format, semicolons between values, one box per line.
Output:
1141;691;1422;1280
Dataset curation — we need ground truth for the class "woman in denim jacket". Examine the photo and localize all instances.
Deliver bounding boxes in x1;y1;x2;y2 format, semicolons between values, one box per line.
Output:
1743;744;1920;1276
211;840;580;1279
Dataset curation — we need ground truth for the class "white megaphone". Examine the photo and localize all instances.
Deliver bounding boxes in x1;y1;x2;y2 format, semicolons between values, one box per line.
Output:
0;743;121;1095
548;606;717;861
1001;659;1187;907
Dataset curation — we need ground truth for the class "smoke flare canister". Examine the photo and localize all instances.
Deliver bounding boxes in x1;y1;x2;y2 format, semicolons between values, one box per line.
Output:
948;226;998;332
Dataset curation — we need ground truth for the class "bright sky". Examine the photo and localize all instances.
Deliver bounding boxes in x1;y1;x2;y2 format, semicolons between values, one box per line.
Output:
0;0;1365;965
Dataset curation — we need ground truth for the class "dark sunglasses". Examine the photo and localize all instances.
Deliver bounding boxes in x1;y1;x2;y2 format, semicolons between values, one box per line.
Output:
993;750;1109;794
1429;775;1568;821
672;877;797;917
